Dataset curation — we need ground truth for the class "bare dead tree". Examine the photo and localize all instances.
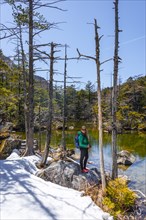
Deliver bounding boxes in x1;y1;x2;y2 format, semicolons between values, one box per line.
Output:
112;0;122;179
25;0;35;155
77;19;112;190
94;19;106;190
41;42;56;165
62;44;67;151
38;101;42;152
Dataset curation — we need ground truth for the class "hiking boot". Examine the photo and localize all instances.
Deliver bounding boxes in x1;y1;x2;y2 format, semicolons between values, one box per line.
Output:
84;168;89;172
82;169;88;173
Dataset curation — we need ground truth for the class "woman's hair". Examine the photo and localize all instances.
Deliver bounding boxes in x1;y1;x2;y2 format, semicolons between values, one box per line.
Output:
81;125;86;130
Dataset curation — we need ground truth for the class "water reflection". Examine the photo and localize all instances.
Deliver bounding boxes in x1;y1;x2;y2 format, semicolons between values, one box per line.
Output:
32;130;146;158
87;130;146;195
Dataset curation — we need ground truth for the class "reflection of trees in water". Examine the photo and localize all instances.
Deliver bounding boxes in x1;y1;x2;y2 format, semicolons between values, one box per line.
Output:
89;130;146;158
117;133;146;158
15;130;146;158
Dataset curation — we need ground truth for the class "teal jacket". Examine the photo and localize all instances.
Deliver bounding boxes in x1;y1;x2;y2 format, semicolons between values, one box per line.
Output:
78;131;89;148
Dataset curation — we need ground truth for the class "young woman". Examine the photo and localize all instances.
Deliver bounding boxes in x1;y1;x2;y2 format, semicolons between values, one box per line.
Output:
78;126;91;173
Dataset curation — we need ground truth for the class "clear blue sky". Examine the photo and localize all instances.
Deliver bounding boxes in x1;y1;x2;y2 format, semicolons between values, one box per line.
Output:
0;0;145;89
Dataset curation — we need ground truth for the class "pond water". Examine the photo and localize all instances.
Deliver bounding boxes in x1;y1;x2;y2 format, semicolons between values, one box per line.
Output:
15;128;146;195
86;131;146;196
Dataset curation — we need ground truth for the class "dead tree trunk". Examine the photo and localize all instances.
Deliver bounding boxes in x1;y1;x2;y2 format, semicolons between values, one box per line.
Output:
94;19;106;190
17;17;29;156
17;41;22;121
112;0;121;179
20;38;29;151
62;44;67;151
41;42;55;165
24;0;34;155
38;103;41;152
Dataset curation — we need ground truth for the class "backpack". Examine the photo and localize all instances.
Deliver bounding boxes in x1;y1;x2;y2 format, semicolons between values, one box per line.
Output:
75;134;80;148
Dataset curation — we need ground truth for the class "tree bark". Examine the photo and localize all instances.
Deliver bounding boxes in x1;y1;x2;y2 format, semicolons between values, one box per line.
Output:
112;0;120;179
42;42;54;165
62;44;67;151
94;19;106;190
38;103;41;152
24;0;34;155
17;16;29;156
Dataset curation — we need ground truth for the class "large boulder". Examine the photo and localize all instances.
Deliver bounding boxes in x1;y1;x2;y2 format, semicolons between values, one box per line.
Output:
0;122;13;132
117;150;136;165
0;136;21;159
36;160;101;191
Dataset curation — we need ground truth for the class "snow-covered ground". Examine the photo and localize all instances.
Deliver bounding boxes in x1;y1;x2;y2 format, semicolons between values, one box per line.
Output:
0;150;113;220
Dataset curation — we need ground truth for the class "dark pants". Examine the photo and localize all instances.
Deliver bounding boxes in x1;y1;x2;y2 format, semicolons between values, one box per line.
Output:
80;148;88;170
